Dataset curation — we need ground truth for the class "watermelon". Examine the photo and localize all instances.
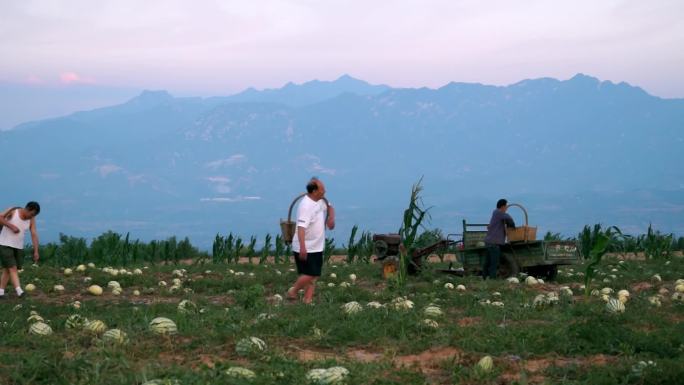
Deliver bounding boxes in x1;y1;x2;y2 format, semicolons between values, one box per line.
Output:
29;322;53;336
477;355;494;372
606;298;625;313
141;379;180;385
85;320;107;335
306;366;349;385
177;300;198;314
235;336;267;356
225;366;256;379
341;301;362;314
421;319;439;329
87;285;103;296
423;305;443;317
66;314;88;329
149;317;178;335
102;329;129;345
27;314;44;324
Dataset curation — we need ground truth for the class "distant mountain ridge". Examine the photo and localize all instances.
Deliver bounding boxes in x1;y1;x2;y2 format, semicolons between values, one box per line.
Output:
1;74;682;247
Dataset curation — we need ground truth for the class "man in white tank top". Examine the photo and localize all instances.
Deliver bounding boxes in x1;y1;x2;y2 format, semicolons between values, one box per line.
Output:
0;201;41;298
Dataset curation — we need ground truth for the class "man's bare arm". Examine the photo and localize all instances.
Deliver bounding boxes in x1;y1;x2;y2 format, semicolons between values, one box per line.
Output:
30;218;40;262
326;205;335;230
297;226;307;259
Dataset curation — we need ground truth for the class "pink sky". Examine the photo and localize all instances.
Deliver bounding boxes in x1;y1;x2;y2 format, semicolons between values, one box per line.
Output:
1;0;683;97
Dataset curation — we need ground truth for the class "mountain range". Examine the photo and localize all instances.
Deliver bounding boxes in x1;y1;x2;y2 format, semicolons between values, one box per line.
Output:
1;74;682;248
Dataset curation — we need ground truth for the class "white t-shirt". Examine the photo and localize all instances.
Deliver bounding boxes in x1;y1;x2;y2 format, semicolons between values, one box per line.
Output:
291;195;328;253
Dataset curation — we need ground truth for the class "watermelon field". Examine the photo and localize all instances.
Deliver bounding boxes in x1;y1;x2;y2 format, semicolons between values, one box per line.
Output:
1;248;683;385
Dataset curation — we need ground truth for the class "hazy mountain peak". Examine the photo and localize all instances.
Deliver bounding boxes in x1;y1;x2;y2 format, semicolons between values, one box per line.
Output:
129;90;174;103
222;74;390;107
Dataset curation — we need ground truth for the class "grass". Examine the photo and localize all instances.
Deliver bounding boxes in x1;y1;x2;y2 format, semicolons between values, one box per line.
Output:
1;254;683;385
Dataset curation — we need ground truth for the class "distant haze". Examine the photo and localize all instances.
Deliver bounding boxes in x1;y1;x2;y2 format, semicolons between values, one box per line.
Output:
1;74;682;248
1;0;683;98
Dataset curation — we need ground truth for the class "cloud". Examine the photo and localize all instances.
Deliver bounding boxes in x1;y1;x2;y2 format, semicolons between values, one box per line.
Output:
299;154;336;176
59;71;95;84
205;175;232;193
95;164;122;177
205;176;230;183
205;154;247;169
127;174;147;185
200;196;261;203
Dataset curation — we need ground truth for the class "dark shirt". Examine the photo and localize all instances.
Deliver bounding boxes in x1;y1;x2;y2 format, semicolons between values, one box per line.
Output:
484;209;515;245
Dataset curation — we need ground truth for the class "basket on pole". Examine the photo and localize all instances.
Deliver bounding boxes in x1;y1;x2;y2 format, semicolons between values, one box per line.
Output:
280;193;306;245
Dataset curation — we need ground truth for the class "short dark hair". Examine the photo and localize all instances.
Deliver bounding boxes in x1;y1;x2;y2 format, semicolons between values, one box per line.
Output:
306;178;319;194
496;199;507;209
26;201;40;215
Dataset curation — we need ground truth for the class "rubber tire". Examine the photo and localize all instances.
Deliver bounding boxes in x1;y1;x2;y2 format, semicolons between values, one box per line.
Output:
544;265;558;281
497;253;520;279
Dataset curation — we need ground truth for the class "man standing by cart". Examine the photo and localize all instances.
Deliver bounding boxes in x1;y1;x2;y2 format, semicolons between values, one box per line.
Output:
287;177;335;304
483;199;515;279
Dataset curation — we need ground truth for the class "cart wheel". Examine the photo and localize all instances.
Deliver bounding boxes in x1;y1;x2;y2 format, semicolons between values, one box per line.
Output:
497;253;520;279
544;265;558;281
374;240;389;260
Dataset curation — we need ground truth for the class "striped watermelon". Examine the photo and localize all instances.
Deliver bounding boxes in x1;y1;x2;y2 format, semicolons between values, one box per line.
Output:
341;301;362;314
606;298;625;313
177;300;198;314
29;322;53;336
66;314;88;329
423;305;443;317
306;366;349;385
149;317;178;335
102;329;129;345
27;314;45;324
235;336;266;356
225;366;256;379
85;320;107;335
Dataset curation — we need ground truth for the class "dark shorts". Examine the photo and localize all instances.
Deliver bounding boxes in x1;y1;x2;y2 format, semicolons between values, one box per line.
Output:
294;251;323;277
0;245;22;269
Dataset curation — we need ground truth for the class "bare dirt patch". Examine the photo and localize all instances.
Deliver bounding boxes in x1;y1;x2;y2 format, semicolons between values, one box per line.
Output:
631;281;654;292
393;346;461;373
457;317;481;327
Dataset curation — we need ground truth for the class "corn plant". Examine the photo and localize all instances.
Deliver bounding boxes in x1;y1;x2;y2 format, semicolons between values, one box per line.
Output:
357;231;375;264
397;178;430;288
259;234;272;264
346;225;359;264
639;223;673;259
274;234;285;264
233;236;243;264
212;234;224;264
56;233;89;266
323;237;336;263
245;235;257;264
583;226;624;297
544;231;563;241
579;224;604;259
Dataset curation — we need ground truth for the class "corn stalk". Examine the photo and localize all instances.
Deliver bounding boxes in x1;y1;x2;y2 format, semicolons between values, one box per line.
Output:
397;178;430;287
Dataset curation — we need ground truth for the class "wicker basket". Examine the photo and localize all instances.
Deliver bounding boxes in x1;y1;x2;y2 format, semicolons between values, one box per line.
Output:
280;193;330;245
280;193;306;245
505;203;537;242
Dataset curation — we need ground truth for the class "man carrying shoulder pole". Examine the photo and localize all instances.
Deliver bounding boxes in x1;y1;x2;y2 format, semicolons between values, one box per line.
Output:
286;178;335;304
